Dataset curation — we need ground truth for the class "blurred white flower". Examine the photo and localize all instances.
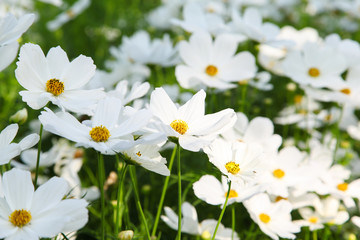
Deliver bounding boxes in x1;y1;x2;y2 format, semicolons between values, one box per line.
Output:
0;168;88;239
244;193;300;240
161;201;239;239
149;88;236;151
107;80;150;106
0;123;39;165
0;13;35;71
15;43;105;115
47;0;91;31
176;31;257;90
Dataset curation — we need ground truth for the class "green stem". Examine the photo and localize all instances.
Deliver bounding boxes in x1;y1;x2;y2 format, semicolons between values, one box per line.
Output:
115;156;128;235
312;230;318;240
151;145;177;237
98;152;106;240
61;233;70;240
212;180;232;240
34;123;43;187
177;143;182;240
129;165;151;240
240;84;248;113
231;204;235;240
333;105;344;162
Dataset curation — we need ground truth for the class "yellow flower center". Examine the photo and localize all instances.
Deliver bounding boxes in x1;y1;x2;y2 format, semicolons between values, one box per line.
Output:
170;119;188;135
337;182;348;192
273;169;285;179
89;125;110;142
340;88;351;95
225;161;240;175
309;216;318;224
259;213;271;223
136;151;142;157
294;95;303;104
9;209;32;227
308;67;320;78
226;189;239;198
275;196;288;202
201;230;211;240
66;9;75;18
205;65;218;76
46;78;64;96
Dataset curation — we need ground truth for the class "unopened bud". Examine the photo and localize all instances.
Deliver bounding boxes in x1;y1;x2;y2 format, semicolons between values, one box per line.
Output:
10;108;28;124
118;230;134;240
286;82;297;91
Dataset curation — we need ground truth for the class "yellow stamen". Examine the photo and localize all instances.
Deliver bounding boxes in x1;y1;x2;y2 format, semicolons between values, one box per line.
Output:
308;67;320;77
170;119;188;135
226;189;238;198
294;95;303;104
46;79;64;96
273;169;285;179
66;10;75;18
205;65;218;76
9;209;32;227
225;162;240;175
275;196;288;202
337;182;348;192
136;151;141;157
308;216;318;224
340;88;351;95
259;213;271;223
89;125;110;142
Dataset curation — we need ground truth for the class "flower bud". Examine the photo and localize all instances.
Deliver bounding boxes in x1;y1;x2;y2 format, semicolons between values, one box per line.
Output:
9;108;28;124
118;230;134;240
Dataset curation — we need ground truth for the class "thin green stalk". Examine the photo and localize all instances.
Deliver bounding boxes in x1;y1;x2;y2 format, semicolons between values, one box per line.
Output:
240;84;248;113
177;143;182;240
61;233;70;240
212;180;232;240
129;166;151;240
312;230;318;240
98;152;106;240
152;145;177;237
34;123;43;187
333;105;344;162
231;204;235;240
115;156;128;235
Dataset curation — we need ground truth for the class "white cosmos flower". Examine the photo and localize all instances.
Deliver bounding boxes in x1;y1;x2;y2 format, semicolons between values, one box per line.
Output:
0;13;35;72
161;201;239;240
149;87;236;152
204;138;264;184
281;42;347;89
121;144;170;176
244;193;300;240
39;97;153;155
193;175;263;206
175;31;257;90
0;168;88;239
0;123;39;165
15;43;105;115
107;80;150;106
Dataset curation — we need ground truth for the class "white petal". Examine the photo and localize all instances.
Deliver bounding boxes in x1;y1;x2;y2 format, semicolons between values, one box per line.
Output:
150;88;178;124
46;46;70;79
0;124;18;146
61;55;96;89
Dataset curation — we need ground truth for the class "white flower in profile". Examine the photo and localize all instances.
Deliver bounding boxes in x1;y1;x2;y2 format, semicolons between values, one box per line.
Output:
46;0;91;31
107;80;150;106
222;112;282;154
229;8;281;44
0;13;35;71
39;97;153;155
171;2;228;36
282;42;347;89
244;193;300;240
15;43;105;115
204;138;264;184
295;196;349;231
149;88;236;152
193;175;263;206
161;201;239;240
175;31;257;90
121;144;170;176
0;168;88;239
0;123;39;165
119;31;179;67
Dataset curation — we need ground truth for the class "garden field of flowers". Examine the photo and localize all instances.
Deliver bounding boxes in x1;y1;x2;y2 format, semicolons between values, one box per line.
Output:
2;0;360;239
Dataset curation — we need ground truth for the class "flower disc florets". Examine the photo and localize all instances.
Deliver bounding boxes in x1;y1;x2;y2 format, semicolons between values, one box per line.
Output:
205;65;218;76
170;119;188;135
46;78;64;96
272;169;285;179
259;213;271;223
225;161;240;175
308;67;320;78
9;209;32;227
90;125;110;142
